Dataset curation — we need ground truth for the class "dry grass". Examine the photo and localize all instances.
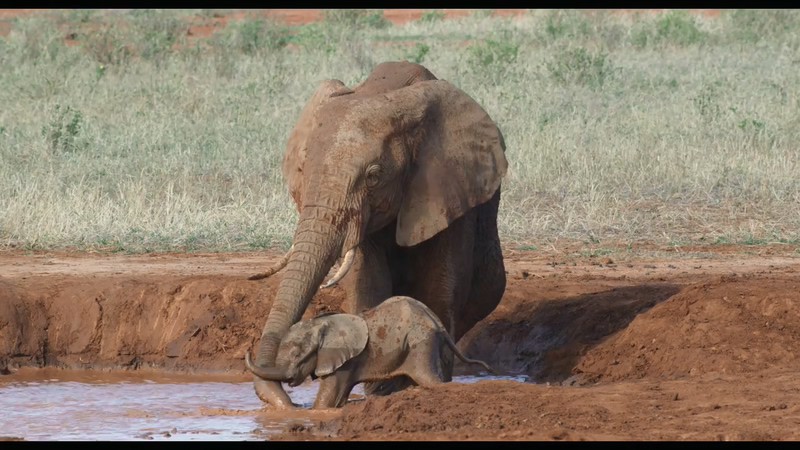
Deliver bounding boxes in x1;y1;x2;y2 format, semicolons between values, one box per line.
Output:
1;9;799;253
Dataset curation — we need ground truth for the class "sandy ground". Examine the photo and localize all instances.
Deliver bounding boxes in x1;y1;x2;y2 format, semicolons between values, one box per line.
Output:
2;242;799;440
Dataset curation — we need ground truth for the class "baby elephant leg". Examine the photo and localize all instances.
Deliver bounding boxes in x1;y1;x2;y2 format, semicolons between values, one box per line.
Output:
401;340;450;388
408;369;447;388
363;376;415;396
314;375;355;409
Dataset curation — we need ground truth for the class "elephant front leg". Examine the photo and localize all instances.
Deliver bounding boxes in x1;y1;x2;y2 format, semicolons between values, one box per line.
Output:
313;375;356;409
336;228;404;397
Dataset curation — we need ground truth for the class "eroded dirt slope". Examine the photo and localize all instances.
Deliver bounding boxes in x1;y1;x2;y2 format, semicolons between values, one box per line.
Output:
575;275;800;382
1;246;797;378
0;252;345;373
283;371;800;441
1;245;800;440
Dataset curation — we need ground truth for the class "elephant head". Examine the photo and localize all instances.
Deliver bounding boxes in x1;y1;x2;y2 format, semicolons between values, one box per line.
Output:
246;314;369;387
253;61;508;407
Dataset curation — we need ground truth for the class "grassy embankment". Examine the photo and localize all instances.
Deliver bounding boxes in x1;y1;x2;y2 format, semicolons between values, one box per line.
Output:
1;9;798;253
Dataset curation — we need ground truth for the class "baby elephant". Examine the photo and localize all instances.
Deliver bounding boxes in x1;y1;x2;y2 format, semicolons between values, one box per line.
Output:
245;295;495;408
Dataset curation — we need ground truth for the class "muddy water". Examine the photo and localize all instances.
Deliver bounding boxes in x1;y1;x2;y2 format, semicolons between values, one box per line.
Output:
0;370;528;441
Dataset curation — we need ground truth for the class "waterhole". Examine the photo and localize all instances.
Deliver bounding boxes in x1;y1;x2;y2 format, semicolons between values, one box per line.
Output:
0;370;527;441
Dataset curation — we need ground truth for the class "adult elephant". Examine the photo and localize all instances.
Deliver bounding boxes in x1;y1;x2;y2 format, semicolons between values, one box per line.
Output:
249;61;508;408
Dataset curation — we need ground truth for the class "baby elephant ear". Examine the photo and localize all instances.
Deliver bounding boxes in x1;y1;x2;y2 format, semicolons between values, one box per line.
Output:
314;314;369;377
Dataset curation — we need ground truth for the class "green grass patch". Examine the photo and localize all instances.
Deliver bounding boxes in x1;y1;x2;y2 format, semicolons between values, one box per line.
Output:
1;10;799;253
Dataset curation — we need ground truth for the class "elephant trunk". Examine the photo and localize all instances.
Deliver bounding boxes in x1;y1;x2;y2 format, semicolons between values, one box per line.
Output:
253;207;345;406
245;350;291;381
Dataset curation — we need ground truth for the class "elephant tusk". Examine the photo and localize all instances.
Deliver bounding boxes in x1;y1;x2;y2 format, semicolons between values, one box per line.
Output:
244;349;291;381
320;247;356;289
248;245;294;280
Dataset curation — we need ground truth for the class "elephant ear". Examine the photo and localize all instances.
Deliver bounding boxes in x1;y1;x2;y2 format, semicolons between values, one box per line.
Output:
392;80;508;247
282;79;354;211
314;314;369;377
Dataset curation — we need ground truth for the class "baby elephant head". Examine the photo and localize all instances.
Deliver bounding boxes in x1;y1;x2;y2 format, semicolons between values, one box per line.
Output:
245;313;369;387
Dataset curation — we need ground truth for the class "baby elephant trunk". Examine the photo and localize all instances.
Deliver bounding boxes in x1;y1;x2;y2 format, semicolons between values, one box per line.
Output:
245;350;291;382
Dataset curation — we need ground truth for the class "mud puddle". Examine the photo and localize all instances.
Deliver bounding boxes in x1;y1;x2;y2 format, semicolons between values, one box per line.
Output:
0;370;527;440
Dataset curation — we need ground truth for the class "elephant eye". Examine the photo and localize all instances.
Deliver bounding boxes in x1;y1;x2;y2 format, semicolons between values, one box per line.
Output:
365;164;382;188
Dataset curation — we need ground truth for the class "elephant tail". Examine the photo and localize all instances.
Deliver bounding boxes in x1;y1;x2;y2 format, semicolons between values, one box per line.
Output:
413;299;497;375
440;330;498;375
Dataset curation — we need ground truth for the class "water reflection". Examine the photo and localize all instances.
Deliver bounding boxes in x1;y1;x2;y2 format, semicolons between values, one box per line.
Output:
0;373;527;441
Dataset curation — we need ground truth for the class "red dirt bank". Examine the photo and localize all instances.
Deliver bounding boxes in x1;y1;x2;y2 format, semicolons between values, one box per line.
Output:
1;244;799;440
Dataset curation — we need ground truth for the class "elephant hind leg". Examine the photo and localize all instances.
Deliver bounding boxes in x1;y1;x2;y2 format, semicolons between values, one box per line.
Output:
363;375;415;396
405;357;448;388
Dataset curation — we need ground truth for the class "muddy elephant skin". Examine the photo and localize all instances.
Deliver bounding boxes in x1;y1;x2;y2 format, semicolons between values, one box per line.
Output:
249;60;508;408
245;296;496;408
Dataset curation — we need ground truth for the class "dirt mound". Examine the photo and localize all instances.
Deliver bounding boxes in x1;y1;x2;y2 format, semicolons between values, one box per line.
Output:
283;381;576;440
575;275;800;382
332;382;556;440
457;282;681;382
277;371;800;441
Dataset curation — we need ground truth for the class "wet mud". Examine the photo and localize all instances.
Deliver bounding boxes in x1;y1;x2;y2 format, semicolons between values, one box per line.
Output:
1;244;799;439
0;368;518;440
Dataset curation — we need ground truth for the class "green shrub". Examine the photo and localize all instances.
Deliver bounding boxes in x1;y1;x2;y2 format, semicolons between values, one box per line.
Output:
631;10;707;48
80;23;132;66
42;104;84;155
286;24;336;53
419;10;446;23
222;18;290;55
129;9;186;60
541;10;591;42
65;9;95;24
322;10;390;29
471;10;494;19
691;82;722;121
723;9;800;43
546;46;614;89
405;42;431;64
7;16;65;63
467;36;518;68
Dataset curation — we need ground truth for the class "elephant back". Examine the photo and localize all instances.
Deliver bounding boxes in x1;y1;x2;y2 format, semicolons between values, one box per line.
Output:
353;61;438;97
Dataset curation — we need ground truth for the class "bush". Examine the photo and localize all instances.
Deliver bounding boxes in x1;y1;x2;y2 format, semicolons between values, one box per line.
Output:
723;9;800;43
468;36;518;68
81;23;132;66
6;16;65;63
546;46;614;89
285;24;336;53
322;10;390;29
419;10;446;23
631;10;707;48
222;18;291;55
405;42;431;64
129;9;186;61
42;104;84;155
541;10;592;42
